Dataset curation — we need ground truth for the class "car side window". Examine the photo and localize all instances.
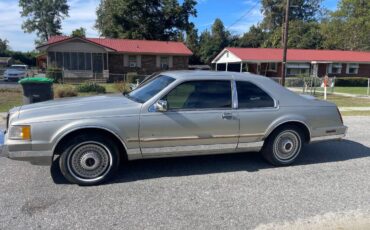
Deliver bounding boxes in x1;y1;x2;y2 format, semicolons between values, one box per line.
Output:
165;80;232;110
236;81;275;109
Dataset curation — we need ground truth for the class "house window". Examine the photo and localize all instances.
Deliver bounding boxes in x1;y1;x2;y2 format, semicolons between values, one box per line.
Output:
78;52;85;70
346;63;359;74
63;52;70;70
129;55;137;67
268;62;277;72
70;53;78;70
160;56;169;69
85;53;92;70
328;63;342;74
56;52;63;68
286;63;310;76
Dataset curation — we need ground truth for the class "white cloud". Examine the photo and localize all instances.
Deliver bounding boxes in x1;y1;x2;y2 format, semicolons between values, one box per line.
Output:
0;0;100;51
227;6;263;35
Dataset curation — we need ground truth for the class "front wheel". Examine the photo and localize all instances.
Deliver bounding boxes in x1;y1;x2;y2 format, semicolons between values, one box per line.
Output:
59;134;120;185
261;126;303;166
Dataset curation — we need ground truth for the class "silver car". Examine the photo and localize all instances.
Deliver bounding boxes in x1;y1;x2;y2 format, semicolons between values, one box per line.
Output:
0;71;347;185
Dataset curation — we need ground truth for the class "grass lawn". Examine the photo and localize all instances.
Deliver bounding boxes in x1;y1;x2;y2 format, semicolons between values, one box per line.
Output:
0;89;23;112
317;87;369;95
341;111;370;116
315;92;370;107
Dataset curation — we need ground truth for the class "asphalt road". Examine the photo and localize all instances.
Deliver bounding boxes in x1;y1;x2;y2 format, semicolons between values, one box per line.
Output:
0;117;370;229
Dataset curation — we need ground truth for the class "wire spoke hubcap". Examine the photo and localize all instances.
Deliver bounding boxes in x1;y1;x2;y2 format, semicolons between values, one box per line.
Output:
68;142;112;181
273;130;301;161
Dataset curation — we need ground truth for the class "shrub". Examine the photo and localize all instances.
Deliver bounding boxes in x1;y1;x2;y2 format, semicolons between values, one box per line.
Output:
333;77;369;87
54;85;78;98
77;83;106;93
113;81;131;94
46;67;63;83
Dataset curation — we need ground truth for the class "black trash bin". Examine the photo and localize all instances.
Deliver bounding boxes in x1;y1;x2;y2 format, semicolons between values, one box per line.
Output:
19;77;54;104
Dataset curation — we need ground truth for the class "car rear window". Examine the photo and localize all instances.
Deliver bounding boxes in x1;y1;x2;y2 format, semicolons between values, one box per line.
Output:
236;81;275;109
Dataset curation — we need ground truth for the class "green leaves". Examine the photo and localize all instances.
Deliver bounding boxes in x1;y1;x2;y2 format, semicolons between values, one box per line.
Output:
19;0;69;45
95;0;196;41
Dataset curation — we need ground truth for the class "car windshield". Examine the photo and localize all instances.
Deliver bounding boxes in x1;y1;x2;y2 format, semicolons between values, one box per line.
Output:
126;75;175;103
9;66;26;70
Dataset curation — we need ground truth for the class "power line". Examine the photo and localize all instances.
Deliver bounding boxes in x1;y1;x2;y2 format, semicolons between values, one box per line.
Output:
226;1;261;31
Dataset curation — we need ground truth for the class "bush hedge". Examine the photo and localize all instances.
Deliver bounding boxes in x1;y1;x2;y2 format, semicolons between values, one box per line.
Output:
77;83;106;93
46;68;63;83
334;77;369;87
54;85;78;98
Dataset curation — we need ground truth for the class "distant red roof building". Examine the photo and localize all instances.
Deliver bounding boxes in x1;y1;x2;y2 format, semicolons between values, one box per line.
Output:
222;48;370;63
36;36;193;80
212;48;370;78
42;36;192;55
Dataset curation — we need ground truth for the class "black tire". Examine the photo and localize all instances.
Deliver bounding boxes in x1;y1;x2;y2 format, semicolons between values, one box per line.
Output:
261;125;304;166
59;134;120;185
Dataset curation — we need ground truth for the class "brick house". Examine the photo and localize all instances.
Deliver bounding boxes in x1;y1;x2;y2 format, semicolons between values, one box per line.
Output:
212;48;370;78
37;36;192;81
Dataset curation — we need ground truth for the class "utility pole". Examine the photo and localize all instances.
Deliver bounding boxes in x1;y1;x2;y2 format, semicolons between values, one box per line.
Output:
281;0;290;86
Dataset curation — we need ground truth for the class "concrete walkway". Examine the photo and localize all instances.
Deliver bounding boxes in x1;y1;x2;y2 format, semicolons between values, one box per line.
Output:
339;107;370;112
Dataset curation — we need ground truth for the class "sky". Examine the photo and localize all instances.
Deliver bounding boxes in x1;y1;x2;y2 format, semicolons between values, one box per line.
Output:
0;0;339;52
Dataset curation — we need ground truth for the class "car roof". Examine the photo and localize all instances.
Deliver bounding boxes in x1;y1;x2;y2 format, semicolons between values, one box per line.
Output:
162;70;264;81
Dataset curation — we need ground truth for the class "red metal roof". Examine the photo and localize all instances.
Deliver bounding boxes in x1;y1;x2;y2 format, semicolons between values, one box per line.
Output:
226;47;370;63
45;36;193;55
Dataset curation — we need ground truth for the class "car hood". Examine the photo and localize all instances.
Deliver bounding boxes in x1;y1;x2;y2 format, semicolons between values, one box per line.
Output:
5;69;25;74
16;94;141;124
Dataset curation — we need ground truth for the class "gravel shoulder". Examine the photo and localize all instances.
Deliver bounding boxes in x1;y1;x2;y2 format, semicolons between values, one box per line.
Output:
0;116;370;229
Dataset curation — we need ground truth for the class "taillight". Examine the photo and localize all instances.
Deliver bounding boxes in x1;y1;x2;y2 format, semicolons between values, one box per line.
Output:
336;107;343;125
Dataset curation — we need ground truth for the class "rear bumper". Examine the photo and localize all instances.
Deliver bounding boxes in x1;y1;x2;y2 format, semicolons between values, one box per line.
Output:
310;125;348;143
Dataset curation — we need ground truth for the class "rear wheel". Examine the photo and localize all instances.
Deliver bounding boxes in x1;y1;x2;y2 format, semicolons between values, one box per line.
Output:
262;125;303;166
59;134;120;185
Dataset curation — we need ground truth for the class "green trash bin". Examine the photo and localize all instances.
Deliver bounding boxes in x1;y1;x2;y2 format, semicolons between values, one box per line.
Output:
19;77;54;104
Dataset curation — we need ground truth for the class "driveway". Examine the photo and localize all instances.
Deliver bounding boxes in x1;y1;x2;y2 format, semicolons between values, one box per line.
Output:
0;117;370;229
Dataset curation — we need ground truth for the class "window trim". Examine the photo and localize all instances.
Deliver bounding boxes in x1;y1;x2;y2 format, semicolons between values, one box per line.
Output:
328;63;342;74
346;63;359;74
235;80;278;110
160;79;234;112
268;62;277;72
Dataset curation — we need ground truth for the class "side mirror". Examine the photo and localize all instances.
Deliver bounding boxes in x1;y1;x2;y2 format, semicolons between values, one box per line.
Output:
154;100;168;112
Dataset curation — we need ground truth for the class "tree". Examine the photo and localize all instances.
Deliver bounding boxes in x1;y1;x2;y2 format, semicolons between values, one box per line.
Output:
185;26;200;64
19;0;69;45
198;19;231;64
71;27;87;37
264;20;323;49
261;0;322;30
95;0;197;41
321;0;370;50
238;25;268;48
0;38;9;54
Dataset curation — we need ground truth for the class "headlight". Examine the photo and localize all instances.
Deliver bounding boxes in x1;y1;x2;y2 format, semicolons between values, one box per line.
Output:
8;125;31;140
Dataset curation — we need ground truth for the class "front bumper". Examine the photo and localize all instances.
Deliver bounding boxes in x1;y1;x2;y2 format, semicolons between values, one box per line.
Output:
0;130;52;165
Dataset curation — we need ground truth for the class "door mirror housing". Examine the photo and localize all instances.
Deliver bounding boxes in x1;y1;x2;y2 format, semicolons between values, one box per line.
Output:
154;100;168;112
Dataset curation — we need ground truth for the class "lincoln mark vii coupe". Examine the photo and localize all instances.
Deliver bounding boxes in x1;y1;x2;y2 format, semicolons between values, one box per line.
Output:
0;71;347;185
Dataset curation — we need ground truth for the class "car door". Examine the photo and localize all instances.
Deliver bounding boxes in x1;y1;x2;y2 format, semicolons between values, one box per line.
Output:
236;80;279;150
139;80;239;157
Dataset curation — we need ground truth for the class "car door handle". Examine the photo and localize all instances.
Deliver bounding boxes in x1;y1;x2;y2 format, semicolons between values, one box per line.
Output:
222;112;233;120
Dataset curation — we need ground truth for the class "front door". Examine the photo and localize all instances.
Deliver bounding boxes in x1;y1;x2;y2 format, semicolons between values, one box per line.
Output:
139;80;239;157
